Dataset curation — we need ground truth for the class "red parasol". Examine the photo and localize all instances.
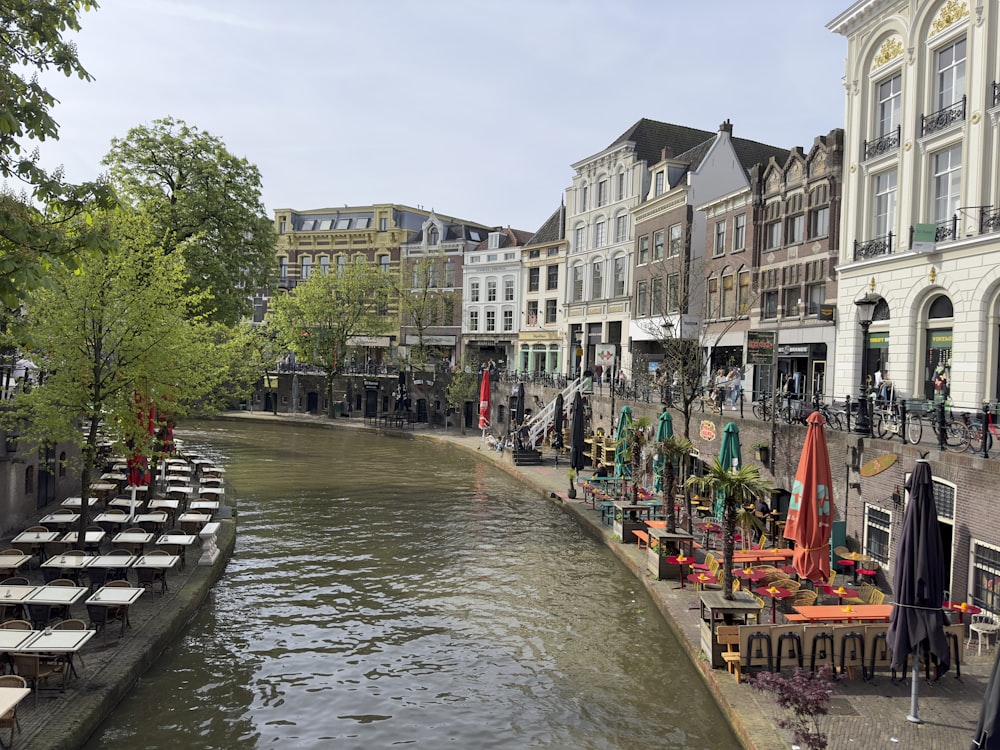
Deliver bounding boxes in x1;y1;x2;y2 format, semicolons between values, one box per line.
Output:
783;411;833;582
478;369;491;429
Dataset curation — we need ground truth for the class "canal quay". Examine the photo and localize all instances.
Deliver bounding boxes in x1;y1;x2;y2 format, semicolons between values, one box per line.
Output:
1;410;990;750
218;410;993;750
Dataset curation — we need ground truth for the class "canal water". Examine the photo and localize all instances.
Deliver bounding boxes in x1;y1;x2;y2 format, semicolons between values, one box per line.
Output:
85;421;738;749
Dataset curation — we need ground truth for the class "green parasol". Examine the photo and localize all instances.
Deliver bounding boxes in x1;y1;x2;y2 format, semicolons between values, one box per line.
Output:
653;408;673;492
715;421;742;518
614;405;633;478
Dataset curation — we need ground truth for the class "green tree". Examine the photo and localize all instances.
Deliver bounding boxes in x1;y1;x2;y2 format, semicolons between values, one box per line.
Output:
685;459;772;599
655;434;693;535
12;209;217;541
268;260;392;415
1;0;116;307
103;117;276;325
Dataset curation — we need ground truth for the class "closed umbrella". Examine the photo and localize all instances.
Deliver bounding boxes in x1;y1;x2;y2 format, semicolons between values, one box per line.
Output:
653;408;673;492
395;370;409;413
551;393;564;452
715;422;742;518
569;391;586;472
513;382;526;427
614;405;633;479
783;411;833;583
478;369;491;432
973;650;1000;748
887;458;949;724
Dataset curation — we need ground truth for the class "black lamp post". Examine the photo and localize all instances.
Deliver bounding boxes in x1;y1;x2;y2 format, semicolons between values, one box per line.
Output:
662;320;675;406
854;294;878;435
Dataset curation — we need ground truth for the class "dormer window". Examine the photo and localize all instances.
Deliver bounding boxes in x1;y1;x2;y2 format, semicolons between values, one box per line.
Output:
429;226;439;245
488;232;503;249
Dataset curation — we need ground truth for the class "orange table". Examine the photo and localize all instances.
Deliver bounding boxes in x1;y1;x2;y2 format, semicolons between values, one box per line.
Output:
944;600;981;624
793;604;893;623
756;585;792;623
734;549;790;564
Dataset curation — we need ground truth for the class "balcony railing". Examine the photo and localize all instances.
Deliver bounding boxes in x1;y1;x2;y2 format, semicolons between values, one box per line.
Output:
982;206;1000;235
921;95;966;137
864;125;900;160
854;233;894;261
994;81;1000;108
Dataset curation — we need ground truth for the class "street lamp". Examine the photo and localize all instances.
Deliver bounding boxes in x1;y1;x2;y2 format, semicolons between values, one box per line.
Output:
854;293;879;435
662;320;675;406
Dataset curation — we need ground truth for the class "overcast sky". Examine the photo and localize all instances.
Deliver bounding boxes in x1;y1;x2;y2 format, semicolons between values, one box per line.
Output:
37;0;849;233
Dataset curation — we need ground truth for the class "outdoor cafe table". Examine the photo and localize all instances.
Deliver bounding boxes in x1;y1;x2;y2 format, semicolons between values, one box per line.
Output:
13;529;60;546
667;554;694;588
201;466;225;476
108;496;146;510
687;572;718;591
167;486;194;500
41;554;92;576
163;474;192;484
819;584;859;605
93;511;134;529
199;477;224;488
612;502;652;544
733;548;793;564
792;604;893;623
155;533;197;568
0;686;31;717
0;553;32;572
756;585;792;623
733;567;767;584
89;482;118;501
197;486;225;498
60;496;100;509
111;531;154;550
39;512;79;528
87;585;143;606
24;585;88;606
87;554;137;573
133;553;180;571
61;530;106;546
0;629;36;652
148;498;180;513
945;600;982;624
178;512;211;534
0;585;38;606
189;500;219;513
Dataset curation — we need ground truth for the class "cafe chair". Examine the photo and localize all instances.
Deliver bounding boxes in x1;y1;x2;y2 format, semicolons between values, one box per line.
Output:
968;613;1000;656
803;625;836;673
104;581;134;630
105;549;132;581
864;624;891;683
86;603;126;643
86;566;113;593
11;653;65;706
0;579;28;588
97;509;127;536
54;619;89;672
0;550;22;557
84;526;104;554
25;604;58;631
136;553;168;596
0;674;27;747
843;583;874;607
0;621;30;630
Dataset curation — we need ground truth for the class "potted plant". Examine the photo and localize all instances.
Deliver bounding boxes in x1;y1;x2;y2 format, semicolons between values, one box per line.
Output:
566;469;577;499
752;441;770;464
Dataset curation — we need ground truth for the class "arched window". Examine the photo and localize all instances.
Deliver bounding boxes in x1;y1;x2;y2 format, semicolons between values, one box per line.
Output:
428;226;439;245
928;295;953;318
923;294;953;400
873;298;891;321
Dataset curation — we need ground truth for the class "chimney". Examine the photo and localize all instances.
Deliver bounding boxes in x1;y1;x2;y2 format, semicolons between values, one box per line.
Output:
719;119;733;134
661;147;673;161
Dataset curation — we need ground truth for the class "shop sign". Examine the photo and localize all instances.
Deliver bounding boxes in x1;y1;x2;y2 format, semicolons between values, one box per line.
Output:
747;331;776;365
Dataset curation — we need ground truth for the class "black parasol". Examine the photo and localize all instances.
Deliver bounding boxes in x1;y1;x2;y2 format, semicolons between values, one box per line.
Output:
886;458;949;723
551;393;564;451
569;391;585;472
973;651;1000;748
513;382;525;427
395;370;410;413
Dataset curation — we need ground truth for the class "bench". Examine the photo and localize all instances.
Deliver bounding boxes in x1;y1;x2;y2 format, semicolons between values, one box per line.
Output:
633;529;649;551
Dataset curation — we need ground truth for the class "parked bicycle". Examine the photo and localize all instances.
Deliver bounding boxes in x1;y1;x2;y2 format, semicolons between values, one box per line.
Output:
962;405;1000;452
873;401;922;444
905;403;970;452
815;401;845;431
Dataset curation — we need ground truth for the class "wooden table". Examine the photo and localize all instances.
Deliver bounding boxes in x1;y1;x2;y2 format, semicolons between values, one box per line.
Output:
792;604;893;623
733;549;792;564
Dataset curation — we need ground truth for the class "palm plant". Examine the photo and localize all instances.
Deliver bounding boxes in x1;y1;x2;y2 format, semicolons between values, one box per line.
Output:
627;416;651;504
656;435;694;535
685;458;773;599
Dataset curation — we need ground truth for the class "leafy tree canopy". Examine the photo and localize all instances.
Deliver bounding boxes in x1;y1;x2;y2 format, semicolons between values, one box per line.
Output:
1;0;116;308
103;116;276;325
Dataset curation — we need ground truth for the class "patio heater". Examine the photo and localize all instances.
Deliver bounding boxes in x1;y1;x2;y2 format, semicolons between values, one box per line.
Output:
853;293;879;435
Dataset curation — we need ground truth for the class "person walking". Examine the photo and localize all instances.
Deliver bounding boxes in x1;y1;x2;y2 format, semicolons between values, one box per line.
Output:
726;366;742;410
714;369;728;413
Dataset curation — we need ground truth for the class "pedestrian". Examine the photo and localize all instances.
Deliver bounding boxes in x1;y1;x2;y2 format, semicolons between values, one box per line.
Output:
727;366;742;410
714;369;727;413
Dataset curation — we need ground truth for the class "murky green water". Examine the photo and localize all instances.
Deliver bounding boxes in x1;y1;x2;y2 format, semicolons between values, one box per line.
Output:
85;420;738;749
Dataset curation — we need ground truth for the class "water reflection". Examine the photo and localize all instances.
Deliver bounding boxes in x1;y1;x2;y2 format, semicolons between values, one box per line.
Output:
86;421;737;749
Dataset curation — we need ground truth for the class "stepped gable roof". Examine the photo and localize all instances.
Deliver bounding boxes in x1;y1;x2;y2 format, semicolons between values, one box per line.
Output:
605;118;715;165
526;205;566;246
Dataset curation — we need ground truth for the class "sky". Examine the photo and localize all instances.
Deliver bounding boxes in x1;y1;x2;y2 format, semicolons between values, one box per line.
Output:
35;0;850;234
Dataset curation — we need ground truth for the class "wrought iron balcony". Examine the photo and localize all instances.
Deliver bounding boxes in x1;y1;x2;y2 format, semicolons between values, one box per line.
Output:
921;96;966;137
864;126;900;160
982;206;1000;235
853;233;893;261
994;81;1000;108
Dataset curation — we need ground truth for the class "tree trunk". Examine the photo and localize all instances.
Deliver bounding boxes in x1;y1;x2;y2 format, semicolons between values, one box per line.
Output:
665;462;677;534
722;495;736;600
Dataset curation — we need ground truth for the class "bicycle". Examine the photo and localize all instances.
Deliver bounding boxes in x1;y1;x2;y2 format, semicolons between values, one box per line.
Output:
962;405;1000;452
752;393;772;421
873;401;922;444
816;401;845;431
906;403;971;452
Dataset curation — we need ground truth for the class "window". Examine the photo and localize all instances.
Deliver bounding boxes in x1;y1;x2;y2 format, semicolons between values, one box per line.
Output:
547;264;558;291
526;300;539;325
444;260;455;287
379;217;388;231
613;256;626;297
762;290;778;319
765;221;782;249
574;226;585;252
572;265;584;302
783;286;801;317
706;277;719;319
428;226;439;245
470;280;480;302
594;221;607;248
653;230;664;261
654;171;665;196
300;220;315;231
319;256;329;275
737;270;751;315
638;235;649;264
318;219;332;231
579;185;588;212
591;260;603;299
486;254;497;262
279;220;286;234
503;278;514;302
636;281;648;316
487;280;497;302
547;246;559;257
337;255;347;277
667;273;679;313
877;73;901;137
864;505;891;565
529;249;540;259
668;224;682;257
379;254;389;273
733;214;746;251
428;263;438;288
502;309;513;331
721;273;735;317
597;179;608;207
651;277;663;313
714;221;726;256
469;309;479;331
873;169;897;237
809;207;829;238
615;215;628;243
786;214;804;245
488;232;501;249
355;217;370;229
932;144;962;223
936;38;966;110
528;267;540;292
616;171;626;201
335;218;351;230
279;257;288;280
545;299;557;324
806;282;826;315
486;309;496;332
973;542;1000;612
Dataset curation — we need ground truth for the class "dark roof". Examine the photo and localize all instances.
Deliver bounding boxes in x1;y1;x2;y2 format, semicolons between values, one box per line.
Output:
470;227;535;251
667;132;790;182
605;118;715;165
526;205;565;246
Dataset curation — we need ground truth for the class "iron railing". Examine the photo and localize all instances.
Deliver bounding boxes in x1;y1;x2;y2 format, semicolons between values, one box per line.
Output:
921;95;966;136
864;125;900;160
982;206;1000;235
854;233;894;261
